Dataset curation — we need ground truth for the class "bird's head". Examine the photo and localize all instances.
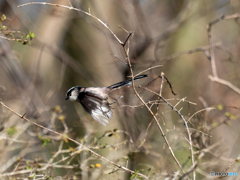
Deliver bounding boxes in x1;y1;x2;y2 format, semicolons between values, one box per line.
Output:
65;86;81;101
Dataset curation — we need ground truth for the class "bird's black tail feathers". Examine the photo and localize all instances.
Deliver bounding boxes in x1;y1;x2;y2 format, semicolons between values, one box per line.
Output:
108;75;147;90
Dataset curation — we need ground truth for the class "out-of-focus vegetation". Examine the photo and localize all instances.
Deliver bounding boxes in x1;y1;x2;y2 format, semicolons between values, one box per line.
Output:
0;0;240;179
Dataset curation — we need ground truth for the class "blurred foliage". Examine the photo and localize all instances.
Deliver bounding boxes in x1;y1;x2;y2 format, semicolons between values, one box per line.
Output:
6;125;17;137
0;14;34;45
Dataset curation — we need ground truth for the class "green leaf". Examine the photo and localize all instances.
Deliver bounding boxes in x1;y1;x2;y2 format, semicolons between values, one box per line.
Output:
108;171;115;174
130;174;135;180
42;139;50;147
30;32;35;37
216;104;223;110
100;143;107;148
230;114;236;120
63;134;68;143
114;133;120;138
225;112;236;119
27;166;32;170
90;164;95;168
6;126;17;136
2;26;7;30
224;122;231;126
213;121;218;127
130;170;140;180
26;34;30;39
1;14;6;21
225;112;230;117
28;173;35;178
38;136;50;147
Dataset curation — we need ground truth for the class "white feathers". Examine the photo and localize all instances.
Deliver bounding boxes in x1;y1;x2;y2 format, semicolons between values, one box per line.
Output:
68;88;79;101
87;95;112;126
91;107;113;126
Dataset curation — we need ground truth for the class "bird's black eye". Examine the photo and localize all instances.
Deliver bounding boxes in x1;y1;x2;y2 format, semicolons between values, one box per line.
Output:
65;91;71;100
67;91;71;97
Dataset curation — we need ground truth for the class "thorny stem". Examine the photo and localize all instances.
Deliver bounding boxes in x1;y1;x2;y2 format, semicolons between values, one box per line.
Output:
122;44;189;178
138;86;195;180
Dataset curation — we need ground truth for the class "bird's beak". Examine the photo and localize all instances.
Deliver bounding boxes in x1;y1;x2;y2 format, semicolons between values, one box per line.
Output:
65;97;69;100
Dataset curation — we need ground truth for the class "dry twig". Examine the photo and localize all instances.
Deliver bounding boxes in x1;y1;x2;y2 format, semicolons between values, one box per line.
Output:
0;101;149;179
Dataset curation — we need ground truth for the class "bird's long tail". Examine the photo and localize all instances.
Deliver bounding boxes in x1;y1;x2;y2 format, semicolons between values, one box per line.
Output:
108;75;147;90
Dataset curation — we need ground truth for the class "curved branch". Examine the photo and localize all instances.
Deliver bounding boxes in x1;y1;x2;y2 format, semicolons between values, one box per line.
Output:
0;101;149;179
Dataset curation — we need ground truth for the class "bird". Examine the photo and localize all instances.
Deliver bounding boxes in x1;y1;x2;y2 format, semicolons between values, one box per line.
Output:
65;75;147;126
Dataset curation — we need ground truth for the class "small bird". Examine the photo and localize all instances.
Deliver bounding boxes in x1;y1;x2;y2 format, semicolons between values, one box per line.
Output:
65;75;147;126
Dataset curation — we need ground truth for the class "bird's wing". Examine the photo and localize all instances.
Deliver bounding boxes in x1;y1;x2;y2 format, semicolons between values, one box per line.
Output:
79;91;112;126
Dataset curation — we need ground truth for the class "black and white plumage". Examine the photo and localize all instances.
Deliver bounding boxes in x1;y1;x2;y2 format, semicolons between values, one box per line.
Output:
65;75;147;126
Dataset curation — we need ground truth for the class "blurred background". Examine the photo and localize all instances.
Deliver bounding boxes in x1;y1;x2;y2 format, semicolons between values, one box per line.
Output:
0;0;240;179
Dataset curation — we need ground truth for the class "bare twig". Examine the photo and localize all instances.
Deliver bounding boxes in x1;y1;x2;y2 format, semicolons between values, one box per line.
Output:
123;45;188;178
159;72;165;96
207;13;240;95
160;75;177;96
222;158;239;173
133;65;163;77
18;2;124;45
137;86;195;179
0;35;29;43
66;0;72;7
156;42;221;62
0;101;149;179
208;75;240;95
187;107;216;123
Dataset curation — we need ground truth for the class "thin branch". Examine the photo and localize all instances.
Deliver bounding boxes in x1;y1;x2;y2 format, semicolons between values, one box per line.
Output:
123;48;188;178
0;101;149;179
157;42;221;62
222;159;239;173
0;35;29;43
133;65;163;77
160;75;177;95
137;86;195;179
123;32;134;47
159;72;164;96
66;0;73;7
187;107;216;123
18;2;124;45
207;13;240;95
208;75;240;95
